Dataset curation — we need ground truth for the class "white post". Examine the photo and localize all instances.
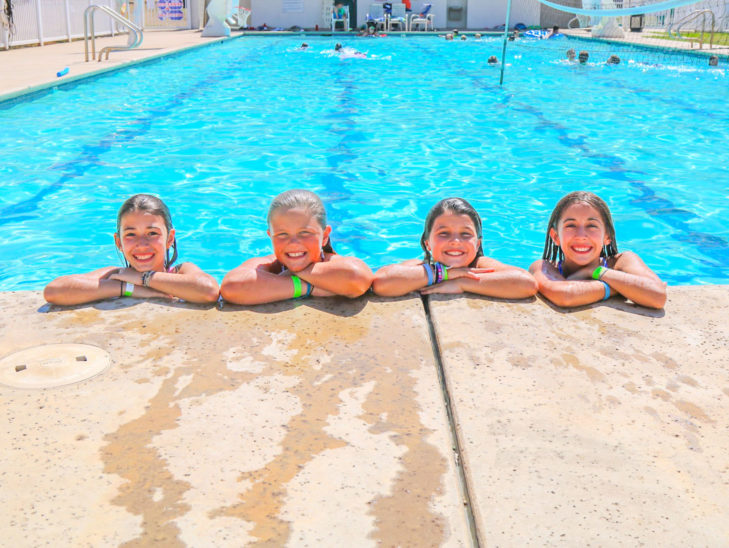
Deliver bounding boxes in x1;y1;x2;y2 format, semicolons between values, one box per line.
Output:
35;0;44;45
499;0;513;85
65;0;73;42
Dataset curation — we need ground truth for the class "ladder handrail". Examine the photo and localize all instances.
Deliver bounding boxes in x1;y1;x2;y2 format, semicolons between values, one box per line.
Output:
667;8;715;38
668;9;715;49
84;4;143;62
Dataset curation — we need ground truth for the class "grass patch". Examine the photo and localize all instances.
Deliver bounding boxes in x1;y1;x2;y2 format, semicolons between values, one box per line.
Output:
648;30;729;45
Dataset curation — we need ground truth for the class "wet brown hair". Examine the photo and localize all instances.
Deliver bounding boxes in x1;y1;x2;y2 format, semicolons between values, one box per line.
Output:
420;197;484;266
116;194;178;267
542;191;619;263
267;189;334;253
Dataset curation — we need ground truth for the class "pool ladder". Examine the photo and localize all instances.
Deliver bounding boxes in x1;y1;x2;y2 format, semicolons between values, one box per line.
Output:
84;4;143;62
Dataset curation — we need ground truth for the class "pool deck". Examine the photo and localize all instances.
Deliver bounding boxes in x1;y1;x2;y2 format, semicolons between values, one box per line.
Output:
2;27;729;546
2;287;728;545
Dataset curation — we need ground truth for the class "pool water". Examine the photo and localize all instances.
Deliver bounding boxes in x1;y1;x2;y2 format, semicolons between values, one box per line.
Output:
1;35;728;290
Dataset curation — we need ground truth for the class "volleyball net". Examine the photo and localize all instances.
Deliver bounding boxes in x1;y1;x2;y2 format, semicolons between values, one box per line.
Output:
502;0;729;66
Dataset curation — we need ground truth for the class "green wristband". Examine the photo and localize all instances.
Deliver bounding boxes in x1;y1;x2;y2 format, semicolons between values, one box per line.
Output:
592;266;608;280
442;266;448;281
123;282;134;297
291;275;302;299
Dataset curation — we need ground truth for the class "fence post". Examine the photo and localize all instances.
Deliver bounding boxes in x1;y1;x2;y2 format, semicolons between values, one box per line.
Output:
35;0;44;45
65;0;72;41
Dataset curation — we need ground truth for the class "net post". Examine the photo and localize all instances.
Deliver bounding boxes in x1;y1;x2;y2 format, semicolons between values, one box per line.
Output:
500;0;514;85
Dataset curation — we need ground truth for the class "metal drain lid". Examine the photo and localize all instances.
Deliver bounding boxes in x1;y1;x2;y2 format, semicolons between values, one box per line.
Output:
0;344;111;389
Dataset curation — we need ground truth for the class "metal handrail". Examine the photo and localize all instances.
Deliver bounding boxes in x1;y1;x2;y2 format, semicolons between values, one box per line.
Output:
668;9;716;49
84;4;143;62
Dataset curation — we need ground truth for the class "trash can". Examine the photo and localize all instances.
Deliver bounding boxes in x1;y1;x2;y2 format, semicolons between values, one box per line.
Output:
629;14;644;32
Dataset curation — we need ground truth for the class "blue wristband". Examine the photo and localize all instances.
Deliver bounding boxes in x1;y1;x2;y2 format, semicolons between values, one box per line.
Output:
423;263;434;286
600;280;611;301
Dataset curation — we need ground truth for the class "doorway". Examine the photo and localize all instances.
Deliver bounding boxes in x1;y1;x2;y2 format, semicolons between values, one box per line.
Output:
446;0;466;29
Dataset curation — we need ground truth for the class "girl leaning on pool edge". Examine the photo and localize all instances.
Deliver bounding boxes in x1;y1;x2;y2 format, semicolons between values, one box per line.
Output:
373;197;538;298
529;191;667;309
44;194;220;305
220;189;373;305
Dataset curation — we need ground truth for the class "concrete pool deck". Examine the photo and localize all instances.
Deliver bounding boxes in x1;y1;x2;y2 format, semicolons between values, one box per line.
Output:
2;287;728;545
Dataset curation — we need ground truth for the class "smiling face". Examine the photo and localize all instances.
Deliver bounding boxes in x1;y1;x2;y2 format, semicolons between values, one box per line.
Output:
425;212;480;268
268;207;331;272
550;202;610;270
114;211;174;272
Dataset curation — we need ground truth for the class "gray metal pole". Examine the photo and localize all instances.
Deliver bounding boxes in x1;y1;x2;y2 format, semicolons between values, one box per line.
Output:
499;0;514;85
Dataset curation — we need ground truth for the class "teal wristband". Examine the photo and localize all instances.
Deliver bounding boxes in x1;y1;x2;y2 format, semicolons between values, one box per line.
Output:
305;282;313;297
600;280;610;301
592;266;608;280
423;263;434;286
291;275;302;299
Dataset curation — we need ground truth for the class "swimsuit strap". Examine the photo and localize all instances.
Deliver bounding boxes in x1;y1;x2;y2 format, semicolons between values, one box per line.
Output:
557;260;563;276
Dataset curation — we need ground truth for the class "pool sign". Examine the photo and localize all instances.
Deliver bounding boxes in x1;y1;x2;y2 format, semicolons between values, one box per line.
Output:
157;0;184;21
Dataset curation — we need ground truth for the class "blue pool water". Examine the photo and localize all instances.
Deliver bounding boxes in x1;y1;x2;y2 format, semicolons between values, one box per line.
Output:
1;35;728;290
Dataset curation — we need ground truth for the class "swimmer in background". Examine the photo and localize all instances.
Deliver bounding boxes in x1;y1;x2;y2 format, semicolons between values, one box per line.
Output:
529;191;666;309
566;49;576;62
578;50;589;64
487;55;498;65
545;25;559;39
221;189;373;305
445;33;454;41
373;198;537;298
460;34;467;41
44;194;219;305
607;55;620;65
298;42;309;50
709;55;718;66
475;33;482;39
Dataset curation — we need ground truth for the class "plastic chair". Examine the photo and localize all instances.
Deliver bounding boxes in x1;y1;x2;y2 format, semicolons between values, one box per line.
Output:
367;3;388;32
409;3;433;31
331;5;349;32
388;3;407;31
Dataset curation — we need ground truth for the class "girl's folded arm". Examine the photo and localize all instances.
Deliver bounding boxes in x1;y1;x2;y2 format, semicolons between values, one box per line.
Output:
44;267;125;305
141;263;219;303
529;259;606;307
454;257;538;298
298;255;373;298
372;259;428;297
602;251;667;309
220;256;297;305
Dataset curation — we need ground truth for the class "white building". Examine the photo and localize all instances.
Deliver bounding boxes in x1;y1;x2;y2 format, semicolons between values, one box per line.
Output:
243;0;547;31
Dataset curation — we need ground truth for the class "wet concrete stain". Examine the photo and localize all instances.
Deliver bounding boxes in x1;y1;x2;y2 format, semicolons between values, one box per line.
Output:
48;300;450;546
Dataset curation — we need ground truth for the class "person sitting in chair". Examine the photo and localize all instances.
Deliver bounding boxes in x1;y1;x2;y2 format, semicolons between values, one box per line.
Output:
333;2;348;30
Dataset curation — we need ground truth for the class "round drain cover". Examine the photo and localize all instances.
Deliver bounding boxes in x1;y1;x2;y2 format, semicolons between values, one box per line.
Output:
0;344;111;389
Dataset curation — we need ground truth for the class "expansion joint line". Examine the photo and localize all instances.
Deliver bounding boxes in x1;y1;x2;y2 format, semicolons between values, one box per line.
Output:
421;295;482;548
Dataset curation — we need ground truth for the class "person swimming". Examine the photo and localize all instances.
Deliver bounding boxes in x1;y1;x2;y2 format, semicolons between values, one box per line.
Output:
220;189;373;305
372;198;537;298
44;194;219;305
529;191;666;309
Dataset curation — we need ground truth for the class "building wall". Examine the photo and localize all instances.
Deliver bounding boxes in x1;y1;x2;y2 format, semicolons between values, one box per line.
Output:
247;0;541;30
467;0;541;29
